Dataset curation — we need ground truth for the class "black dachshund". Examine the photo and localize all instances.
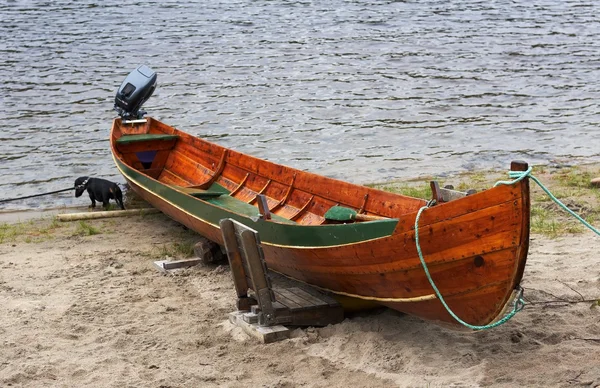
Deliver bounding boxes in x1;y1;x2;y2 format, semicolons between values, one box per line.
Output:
74;177;125;210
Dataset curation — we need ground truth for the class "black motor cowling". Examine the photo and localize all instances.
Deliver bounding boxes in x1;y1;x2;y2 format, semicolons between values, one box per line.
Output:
114;65;157;120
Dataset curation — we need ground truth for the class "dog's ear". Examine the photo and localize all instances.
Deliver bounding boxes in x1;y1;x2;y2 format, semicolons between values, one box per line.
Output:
74;176;88;187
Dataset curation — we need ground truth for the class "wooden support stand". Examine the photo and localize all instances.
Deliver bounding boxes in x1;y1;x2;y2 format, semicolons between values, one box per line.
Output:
193;236;226;265
153;258;202;273
220;218;344;343
154;237;226;273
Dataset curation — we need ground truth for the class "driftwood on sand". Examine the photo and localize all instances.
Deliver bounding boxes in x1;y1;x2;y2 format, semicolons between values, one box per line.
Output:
56;208;159;222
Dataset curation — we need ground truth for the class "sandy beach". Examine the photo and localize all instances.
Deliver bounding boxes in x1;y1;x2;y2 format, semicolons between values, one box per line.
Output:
0;207;599;387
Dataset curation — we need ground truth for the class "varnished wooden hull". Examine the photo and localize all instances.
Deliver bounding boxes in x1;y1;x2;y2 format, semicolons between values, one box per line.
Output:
111;117;530;326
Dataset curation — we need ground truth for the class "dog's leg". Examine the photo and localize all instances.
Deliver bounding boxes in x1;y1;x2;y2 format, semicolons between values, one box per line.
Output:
101;192;110;209
105;187;118;210
89;194;96;208
115;187;125;210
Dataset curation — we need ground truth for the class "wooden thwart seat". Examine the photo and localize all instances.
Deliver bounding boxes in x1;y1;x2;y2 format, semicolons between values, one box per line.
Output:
207;195;296;224
220;218;343;338
169;183;296;224
168;183;230;198
116;133;179;144
116;134;180;177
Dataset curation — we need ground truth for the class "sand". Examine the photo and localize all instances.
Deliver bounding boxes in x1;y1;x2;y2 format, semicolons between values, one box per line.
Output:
0;212;599;388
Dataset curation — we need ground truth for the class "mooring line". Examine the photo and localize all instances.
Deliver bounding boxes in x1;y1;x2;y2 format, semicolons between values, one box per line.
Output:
414;166;600;330
0;187;76;203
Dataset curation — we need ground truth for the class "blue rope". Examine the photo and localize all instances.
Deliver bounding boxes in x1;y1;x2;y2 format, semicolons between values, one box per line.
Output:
415;166;600;330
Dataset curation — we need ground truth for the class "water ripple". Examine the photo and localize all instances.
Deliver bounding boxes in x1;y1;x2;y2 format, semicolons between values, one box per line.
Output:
2;0;600;210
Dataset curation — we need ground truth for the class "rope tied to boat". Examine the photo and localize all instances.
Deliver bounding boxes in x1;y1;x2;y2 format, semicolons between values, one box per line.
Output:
415;165;600;330
496;167;600;237
0;187;77;204
414;202;526;330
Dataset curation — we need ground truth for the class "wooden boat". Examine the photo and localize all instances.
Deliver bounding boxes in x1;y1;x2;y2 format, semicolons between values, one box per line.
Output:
110;116;530;327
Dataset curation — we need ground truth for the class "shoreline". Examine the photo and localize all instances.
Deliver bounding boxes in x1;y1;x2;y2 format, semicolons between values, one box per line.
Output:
3;159;600;220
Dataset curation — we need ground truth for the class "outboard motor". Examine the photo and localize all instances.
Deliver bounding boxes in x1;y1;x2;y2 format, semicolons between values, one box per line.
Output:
114;65;157;120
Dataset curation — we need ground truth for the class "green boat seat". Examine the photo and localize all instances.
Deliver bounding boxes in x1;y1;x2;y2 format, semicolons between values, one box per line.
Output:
204;195;296;224
168;182;295;224
116;134;179;144
169;183;230;199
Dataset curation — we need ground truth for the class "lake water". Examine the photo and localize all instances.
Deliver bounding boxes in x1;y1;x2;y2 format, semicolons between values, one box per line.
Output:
2;0;600;210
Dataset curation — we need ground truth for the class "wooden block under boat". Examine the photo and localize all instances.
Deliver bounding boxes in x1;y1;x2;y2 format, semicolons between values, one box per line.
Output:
228;311;290;344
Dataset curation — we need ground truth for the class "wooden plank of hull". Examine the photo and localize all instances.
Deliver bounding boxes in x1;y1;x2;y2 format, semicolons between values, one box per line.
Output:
383;281;513;326
111;118;530;326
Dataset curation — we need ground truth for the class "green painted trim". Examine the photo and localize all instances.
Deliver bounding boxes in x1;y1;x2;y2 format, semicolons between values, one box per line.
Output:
204;195;295;224
116;134;179;144
115;158;398;247
167;183;231;198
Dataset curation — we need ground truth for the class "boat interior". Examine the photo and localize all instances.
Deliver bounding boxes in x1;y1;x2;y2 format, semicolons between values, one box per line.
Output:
112;118;434;226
